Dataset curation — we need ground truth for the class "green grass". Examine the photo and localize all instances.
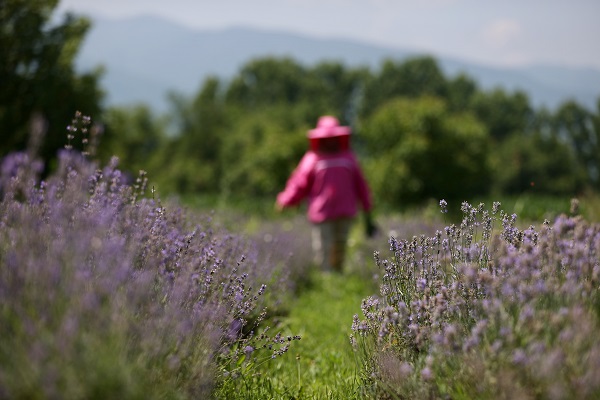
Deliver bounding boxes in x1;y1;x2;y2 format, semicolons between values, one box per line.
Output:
216;269;376;399
472;192;600;223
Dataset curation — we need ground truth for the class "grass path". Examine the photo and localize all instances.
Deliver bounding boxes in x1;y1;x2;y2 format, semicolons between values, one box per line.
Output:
253;270;376;399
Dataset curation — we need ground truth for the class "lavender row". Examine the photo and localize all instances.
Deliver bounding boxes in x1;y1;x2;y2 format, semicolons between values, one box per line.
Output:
0;120;300;398
353;200;600;399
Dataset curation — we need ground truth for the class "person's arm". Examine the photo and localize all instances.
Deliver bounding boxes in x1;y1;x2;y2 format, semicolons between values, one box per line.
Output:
276;152;315;209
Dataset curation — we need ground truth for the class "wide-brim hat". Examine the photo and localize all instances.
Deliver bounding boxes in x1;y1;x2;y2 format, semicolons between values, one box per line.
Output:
307;116;351;139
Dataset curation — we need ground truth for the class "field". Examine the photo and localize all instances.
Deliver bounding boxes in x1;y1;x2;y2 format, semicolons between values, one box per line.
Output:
5;5;600;397
2;144;600;399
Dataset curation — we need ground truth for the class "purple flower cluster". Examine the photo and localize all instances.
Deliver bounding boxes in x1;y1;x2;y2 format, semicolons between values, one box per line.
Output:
353;200;600;399
0;114;298;399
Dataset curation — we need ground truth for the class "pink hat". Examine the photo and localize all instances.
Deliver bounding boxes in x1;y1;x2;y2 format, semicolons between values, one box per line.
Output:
307;116;351;139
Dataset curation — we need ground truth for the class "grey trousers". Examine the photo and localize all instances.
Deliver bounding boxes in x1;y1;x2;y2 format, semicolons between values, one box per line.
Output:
311;217;353;271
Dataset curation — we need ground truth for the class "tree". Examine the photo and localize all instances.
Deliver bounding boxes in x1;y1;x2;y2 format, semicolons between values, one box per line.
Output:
360;56;448;117
223;58;369;125
304;62;369;124
0;0;103;167
553;100;600;189
224;57;307;108
446;73;478;112
218;104;311;199
491;131;586;195
360;96;491;207
470;88;532;142
155;78;229;194
100;105;167;182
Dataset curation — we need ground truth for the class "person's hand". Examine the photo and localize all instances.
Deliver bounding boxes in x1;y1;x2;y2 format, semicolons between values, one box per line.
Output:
364;213;379;238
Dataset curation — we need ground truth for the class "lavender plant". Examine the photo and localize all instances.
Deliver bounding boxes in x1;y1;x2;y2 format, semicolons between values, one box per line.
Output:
0;112;298;399
352;199;600;399
348;213;444;284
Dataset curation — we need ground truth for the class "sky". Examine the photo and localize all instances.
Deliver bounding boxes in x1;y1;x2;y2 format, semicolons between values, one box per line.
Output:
56;0;600;70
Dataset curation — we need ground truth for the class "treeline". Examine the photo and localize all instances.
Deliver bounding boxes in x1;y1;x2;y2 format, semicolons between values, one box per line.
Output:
3;2;600;210
99;56;600;209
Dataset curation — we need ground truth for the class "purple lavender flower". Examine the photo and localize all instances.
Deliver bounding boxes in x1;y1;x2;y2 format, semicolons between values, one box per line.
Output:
0;116;301;398
439;199;448;214
354;201;600;399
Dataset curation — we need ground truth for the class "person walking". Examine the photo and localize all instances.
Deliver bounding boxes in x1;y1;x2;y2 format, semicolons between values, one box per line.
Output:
276;115;376;272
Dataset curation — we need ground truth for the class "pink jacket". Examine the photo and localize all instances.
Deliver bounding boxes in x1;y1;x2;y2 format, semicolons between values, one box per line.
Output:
276;150;373;223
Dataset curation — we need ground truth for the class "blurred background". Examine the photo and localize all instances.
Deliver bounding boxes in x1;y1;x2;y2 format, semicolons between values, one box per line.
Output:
3;0;600;218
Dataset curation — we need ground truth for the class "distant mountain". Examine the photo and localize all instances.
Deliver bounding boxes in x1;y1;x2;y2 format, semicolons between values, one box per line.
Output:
76;15;600;113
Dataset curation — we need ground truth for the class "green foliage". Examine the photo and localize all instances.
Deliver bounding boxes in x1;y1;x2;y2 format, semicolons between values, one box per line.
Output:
151;86;229;194
2;4;599;206
446;73;479;111
0;0;104;166
225;57;309;108
360;56;448;117
100;105;167;178
553;100;600;189
360;96;491;207
224;57;368;119
491;131;586;195
219;106;310;198
470;88;532;141
155;60;368;198
474;193;574;223
305;62;370;120
100;53;600;207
